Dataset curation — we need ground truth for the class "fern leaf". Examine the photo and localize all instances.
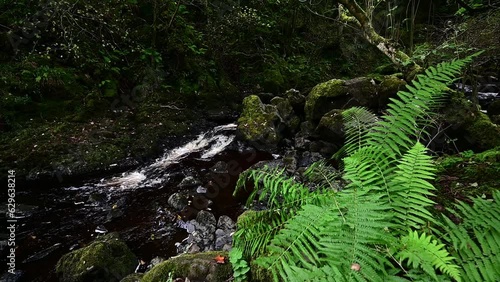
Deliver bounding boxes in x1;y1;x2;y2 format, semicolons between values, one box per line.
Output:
397;231;461;282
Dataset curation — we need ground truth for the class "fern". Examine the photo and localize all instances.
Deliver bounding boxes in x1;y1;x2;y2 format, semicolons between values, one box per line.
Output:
396;230;461;281
232;54;483;282
439;191;500;282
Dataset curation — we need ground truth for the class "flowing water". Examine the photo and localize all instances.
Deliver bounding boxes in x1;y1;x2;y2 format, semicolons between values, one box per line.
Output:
1;124;272;282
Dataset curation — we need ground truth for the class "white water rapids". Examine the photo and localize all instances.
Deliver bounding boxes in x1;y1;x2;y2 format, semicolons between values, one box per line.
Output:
92;124;237;190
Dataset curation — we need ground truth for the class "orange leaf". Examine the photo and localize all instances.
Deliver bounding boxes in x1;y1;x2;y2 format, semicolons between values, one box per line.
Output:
214;255;226;264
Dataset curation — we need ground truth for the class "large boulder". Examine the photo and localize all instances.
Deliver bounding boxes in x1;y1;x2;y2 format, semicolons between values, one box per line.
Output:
141;251;232;282
55;233;136;282
237;95;284;150
270;96;300;133
305;76;406;121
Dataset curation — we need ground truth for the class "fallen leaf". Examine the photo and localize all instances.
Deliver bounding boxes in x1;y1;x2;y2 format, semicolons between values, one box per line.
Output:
214;255;226;264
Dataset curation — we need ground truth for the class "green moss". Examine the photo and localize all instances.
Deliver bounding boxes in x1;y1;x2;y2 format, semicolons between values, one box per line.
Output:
237;95;281;146
434;147;500;208
444;91;500;150
141;251;232;282
316;109;345;143
305;79;345;121
249;260;273;282
56;233;136;282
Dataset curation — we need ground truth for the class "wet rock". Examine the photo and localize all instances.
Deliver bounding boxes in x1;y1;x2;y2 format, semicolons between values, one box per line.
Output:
343;77;378;109
1;270;23;281
148;256;165;269
300;121;316;137
210;161;228;174
179;176;201;188
237;95;283;150
168;193;189;210
178;211;217;253
88;192;106;203
316;109;345;144
196;186;207;194
55;232;136;282
141;251;232;282
309;140;337;157
215;216;236;251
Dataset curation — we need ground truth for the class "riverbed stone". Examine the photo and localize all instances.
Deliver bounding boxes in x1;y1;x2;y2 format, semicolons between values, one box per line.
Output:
179;176;201;188
168;193;189;210
141;251;232;282
55;233;136;282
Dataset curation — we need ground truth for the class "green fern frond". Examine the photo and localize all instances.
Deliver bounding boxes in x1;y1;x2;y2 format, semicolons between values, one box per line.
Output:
335;107;379;159
440;190;500;282
396;231;461;281
389;142;436;230
303;160;343;191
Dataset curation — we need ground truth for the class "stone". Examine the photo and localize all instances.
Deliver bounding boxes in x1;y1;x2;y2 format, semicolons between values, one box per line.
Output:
210;161;228;174
179;176;201;188
316;109;345;144
237;95;284;150
217;215;236;232
55;233;136;282
284;88;306;114
168;193;188;210
141;251;232;282
377;75;406;108
305;79;347;121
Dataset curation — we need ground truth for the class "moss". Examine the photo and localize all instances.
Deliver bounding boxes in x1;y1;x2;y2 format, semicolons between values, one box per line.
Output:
249;260;273;282
237;95;281;147
55;233;136;282
377;75;407;107
305;79;346;121
141;251;232;282
444;91;500;150
434;147;500;208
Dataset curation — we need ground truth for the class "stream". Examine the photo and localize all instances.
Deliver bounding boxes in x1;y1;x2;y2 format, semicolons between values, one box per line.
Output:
1;123;272;282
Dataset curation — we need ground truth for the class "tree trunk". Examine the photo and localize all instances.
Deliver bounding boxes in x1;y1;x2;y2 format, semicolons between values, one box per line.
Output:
337;0;422;80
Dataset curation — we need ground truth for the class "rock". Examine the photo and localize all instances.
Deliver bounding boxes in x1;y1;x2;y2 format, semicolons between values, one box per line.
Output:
217;215;236;232
343;77;378;109
443;91;500;150
271;96;300;133
299;121;316;137
141;251;232;282
168;193;188;210
377;75;406;108
179;176;201;188
237;95;284;150
305;79;347;121
1;270;23;281
197;210;217;229
210;161;228;174
55;233;136;282
148;256;165;269
294;136;311;150
283;150;298;173
196;186;207;194
309;141;337;157
297;151;323;168
315;109;345;144
120;273;144;282
284;88;306;114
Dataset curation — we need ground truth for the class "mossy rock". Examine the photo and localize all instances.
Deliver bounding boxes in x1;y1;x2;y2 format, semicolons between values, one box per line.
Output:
434;147;500;207
141;251;232;282
305;79;346;121
237;95;283;150
443;91;500;150
377;75;407;108
120;273;144;282
316;109;345;144
271;96;300;133
56;233;136;282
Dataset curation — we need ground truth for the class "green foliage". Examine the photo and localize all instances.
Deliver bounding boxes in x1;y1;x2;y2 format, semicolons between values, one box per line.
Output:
232;54;496;281
439;191;500;282
229;248;250;282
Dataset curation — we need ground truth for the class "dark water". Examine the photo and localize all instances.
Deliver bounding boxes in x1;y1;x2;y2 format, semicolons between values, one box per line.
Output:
1;124;272;282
